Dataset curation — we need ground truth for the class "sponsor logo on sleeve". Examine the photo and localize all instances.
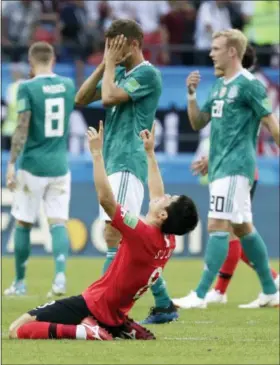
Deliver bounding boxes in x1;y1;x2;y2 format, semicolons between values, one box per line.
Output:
123;212;138;229
125;78;141;93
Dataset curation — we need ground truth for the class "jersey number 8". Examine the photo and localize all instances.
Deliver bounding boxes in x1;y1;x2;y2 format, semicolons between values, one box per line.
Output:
45;98;65;137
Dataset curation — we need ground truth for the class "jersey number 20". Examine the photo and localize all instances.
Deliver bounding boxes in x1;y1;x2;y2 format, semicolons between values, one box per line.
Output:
45;98;65;137
212;100;224;118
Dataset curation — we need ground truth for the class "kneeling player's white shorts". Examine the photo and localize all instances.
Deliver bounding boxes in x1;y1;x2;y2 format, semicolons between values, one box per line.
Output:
208;175;252;224
99;171;144;221
11;169;71;223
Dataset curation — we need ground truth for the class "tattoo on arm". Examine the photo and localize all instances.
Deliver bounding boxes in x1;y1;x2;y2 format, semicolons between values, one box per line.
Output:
10;111;31;163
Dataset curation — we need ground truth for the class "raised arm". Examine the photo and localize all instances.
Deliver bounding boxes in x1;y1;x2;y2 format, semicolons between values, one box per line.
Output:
140;123;164;200
75;63;104;106
87;121;117;219
261;114;280;147
186;71;211;131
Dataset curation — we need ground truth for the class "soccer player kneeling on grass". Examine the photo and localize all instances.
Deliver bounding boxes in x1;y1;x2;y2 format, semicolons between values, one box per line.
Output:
9;122;198;341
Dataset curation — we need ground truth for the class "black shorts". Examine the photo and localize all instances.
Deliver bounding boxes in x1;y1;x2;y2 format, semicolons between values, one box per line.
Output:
250;180;258;201
28;295;91;325
27;295;155;339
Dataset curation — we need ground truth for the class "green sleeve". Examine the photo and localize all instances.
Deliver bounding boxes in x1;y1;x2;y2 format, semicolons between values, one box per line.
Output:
245;79;272;119
17;82;31;113
201;87;214;114
122;67;161;101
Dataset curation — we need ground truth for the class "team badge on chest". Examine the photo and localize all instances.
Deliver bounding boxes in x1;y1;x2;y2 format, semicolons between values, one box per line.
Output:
219;87;227;98
228;85;239;99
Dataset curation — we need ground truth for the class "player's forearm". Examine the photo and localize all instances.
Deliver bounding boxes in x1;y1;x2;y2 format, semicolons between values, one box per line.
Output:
10;111;31;164
146;151;165;199
102;60;118;106
188;99;209;131
75;63;104;105
262;114;280;147
91;151;115;204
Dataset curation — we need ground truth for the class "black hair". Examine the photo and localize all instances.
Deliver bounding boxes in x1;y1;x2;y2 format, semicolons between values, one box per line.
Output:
242;44;257;71
161;195;199;235
105;19;144;47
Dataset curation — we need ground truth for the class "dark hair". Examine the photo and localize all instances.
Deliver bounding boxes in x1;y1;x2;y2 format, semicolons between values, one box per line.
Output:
161;195;199;235
28;42;54;64
105;19;144;47
242;44;257;70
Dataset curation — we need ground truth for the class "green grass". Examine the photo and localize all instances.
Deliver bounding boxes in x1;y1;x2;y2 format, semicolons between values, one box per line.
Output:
2;257;279;364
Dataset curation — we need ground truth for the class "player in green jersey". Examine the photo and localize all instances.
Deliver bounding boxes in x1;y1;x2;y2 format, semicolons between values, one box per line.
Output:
76;20;178;323
173;29;279;309
4;42;76;297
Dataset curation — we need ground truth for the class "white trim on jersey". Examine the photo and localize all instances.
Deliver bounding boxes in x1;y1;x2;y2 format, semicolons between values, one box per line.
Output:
124;61;151;77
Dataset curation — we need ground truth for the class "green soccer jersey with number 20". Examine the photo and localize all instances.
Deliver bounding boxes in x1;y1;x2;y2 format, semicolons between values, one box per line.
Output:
202;69;272;185
97;61;162;184
17;74;75;177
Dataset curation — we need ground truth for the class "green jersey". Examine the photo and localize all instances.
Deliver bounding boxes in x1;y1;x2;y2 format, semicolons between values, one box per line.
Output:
202;69;272;184
98;61;162;184
17;74;75;177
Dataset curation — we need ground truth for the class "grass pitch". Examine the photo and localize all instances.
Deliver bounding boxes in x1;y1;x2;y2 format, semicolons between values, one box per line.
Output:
2;257;279;364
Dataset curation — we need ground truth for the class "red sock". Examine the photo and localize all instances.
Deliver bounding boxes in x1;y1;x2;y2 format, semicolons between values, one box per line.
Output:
17;322;77;340
214;240;242;294
241;248;278;279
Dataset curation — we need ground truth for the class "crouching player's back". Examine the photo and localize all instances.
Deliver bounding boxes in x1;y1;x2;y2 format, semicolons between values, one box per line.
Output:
9;123;198;341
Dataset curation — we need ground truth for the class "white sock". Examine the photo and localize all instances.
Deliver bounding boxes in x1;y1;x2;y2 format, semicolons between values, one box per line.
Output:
76;325;87;340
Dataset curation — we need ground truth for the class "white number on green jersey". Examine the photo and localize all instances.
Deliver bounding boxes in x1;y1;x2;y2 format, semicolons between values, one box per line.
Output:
45;98;65;137
212;100;224;118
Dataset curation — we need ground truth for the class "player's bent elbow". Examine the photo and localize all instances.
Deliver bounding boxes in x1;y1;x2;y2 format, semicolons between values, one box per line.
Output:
102;97;115;107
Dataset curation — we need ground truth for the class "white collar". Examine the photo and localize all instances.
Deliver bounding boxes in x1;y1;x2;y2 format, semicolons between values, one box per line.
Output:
125;61;149;77
223;69;243;85
34;73;57;79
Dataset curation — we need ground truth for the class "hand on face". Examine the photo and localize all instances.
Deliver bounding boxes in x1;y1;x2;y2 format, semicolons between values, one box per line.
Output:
104;35;132;65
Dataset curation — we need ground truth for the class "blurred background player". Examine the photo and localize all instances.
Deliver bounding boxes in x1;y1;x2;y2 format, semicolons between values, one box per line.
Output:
76;19;178;324
173;29;279;309
191;44;279;307
1;63;29;151
8;122;198;341
4;42;75;297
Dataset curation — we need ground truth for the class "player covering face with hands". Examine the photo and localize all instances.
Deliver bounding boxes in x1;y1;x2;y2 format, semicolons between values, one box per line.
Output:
9;122;198;341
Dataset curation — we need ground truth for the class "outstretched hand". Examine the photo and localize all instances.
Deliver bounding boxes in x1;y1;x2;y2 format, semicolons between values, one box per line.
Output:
140;123;156;153
87;120;104;154
191;156;209;176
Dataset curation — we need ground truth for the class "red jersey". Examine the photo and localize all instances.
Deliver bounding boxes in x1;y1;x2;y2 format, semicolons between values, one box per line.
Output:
82;204;175;326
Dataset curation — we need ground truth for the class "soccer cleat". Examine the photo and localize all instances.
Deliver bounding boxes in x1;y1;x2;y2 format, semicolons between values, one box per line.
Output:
275;275;280;291
4;281;26;296
139;301;178;324
238;291;280;309
47;274;66;298
117;317;156;340
172;291;207;309
81;317;113;341
205;289;227;304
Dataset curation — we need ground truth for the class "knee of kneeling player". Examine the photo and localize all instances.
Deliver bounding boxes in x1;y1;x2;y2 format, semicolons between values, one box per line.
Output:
9;313;34;339
104;224;121;248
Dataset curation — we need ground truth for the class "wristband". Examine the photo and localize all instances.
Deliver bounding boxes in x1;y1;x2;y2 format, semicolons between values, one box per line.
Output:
187;92;196;101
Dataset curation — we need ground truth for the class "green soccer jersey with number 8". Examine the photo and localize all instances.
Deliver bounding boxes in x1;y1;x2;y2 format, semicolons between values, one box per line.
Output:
97;61;162;185
201;69;272;184
17;74;75;177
